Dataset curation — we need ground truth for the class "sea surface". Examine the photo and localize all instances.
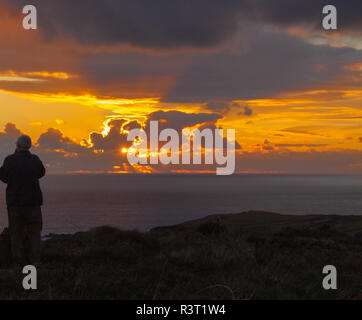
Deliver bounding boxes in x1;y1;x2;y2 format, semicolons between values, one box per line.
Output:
0;174;361;234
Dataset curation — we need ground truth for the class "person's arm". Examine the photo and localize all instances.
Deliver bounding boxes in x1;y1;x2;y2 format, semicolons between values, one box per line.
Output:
0;157;10;184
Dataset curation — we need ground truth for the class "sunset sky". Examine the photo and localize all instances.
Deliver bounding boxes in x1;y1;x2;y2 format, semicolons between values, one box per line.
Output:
0;0;361;174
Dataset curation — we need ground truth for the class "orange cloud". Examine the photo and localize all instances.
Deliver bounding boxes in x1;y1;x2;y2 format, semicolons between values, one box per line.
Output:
0;70;77;81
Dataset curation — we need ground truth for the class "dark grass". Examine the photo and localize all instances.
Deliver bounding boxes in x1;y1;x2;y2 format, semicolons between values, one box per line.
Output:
0;211;362;299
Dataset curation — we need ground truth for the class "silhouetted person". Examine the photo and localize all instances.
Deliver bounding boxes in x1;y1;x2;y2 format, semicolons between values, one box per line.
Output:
0;135;45;267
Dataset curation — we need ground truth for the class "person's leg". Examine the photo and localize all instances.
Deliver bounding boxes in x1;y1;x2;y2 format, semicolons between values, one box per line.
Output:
24;206;43;265
7;207;27;266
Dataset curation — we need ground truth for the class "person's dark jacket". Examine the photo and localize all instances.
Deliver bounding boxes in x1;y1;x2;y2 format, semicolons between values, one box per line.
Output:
0;150;45;206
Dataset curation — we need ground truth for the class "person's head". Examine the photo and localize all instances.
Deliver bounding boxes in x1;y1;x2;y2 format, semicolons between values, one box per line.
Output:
16;135;32;151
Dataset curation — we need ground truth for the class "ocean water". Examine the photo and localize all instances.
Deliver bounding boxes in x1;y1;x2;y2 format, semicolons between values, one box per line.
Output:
0;174;361;234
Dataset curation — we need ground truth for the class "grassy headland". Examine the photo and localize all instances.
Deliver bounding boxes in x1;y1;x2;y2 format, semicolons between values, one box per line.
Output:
0;211;362;299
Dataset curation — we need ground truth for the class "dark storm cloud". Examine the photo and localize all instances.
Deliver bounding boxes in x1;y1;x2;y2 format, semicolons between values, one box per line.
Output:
0;124;75;170
205;101;231;113
31;111;229;171
0;123;23;139
37;128;82;152
242;106;253;116
145;110;222;133
248;0;362;31
87;111;225;154
232;103;253;116
30;124;131;172
205;101;253;116
5;0;362;50
78;51;182;98
143;110;242;153
5;0;244;49
2;1;361;103
0;123;24;150
262;139;274;151
164;27;360;101
123;120;142;132
89;119;131;151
